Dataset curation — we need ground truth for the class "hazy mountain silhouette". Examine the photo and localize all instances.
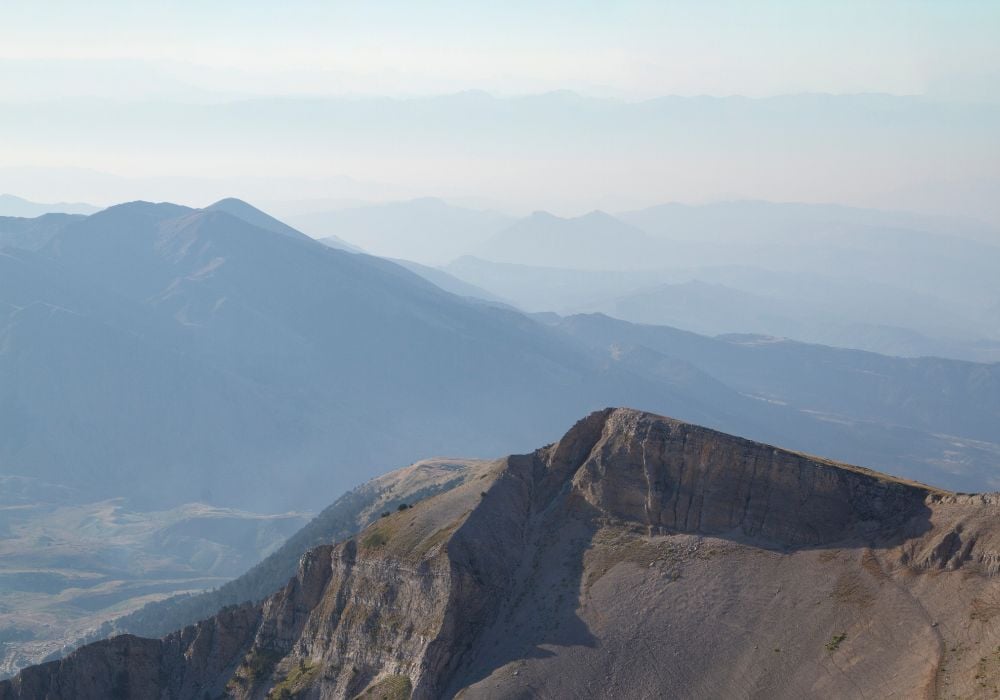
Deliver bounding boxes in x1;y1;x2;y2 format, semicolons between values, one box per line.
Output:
6;93;999;220
290;197;512;264
0;214;85;251
617;200;1000;306
203;197;315;242
0;201;734;510
3;199;1000;519
551;313;1000;458
0;194;98;218
389;258;509;305
476;210;657;269
444;201;1000;360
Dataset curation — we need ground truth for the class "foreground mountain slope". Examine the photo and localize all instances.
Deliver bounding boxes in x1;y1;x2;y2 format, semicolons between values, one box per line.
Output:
0;487;310;680
6;408;1000;699
0;458;483;679
103;458;490;642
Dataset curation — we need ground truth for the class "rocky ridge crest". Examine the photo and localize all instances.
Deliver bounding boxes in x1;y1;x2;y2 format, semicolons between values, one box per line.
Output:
4;408;1000;699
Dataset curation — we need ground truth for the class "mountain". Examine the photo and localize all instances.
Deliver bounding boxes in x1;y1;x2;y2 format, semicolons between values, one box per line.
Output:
4;199;1000;509
475;210;657;269
0;200;738;511
317;236;366;253
98;459;488;641
592;279;802;336
618;200;998;246
444;255;660;312
0;214;86;251
550;313;1000;464
389;259;508;305
206;197;362;253
289;198;512;265
582;278;1000;360
444;200;1000;361
7;199;1000;679
445;258;1000;362
5;408;1000;699
0;194;98;218
0;480;310;679
0;460;483;677
202;198;315;243
617;200;1000;308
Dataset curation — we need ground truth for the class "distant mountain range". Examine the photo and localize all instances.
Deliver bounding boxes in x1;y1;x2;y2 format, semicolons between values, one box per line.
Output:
6;93;1000;221
3;198;1000;680
3;198;999;515
289;197;511;265
430;201;1000;361
0;194;98;218
474;210;655;269
3;199;656;511
11;191;995;363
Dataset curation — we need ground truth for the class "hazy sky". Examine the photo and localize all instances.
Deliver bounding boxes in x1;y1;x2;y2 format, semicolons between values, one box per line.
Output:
3;1;999;100
1;1;999;217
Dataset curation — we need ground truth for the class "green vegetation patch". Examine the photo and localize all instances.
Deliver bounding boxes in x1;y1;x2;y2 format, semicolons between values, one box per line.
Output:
825;632;847;652
247;648;284;681
354;673;413;700
362;528;390;549
411;518;463;559
268;659;320;699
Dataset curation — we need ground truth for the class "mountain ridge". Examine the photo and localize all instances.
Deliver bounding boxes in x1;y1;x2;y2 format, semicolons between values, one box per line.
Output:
5;408;999;699
4;199;1000;503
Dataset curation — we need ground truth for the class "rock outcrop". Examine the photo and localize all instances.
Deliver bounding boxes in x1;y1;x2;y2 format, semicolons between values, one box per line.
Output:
4;408;1000;699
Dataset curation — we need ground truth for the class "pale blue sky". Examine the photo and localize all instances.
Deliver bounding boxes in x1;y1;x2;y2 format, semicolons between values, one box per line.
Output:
2;1;999;99
1;1;998;217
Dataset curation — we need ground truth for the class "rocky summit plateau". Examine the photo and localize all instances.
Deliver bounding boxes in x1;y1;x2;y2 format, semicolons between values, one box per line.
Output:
3;408;1000;699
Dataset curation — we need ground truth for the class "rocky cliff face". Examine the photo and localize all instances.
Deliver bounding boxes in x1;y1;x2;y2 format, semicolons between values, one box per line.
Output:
4;408;1000;699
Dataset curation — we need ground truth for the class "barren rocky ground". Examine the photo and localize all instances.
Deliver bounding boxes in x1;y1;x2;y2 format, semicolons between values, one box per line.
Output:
4;408;1000;699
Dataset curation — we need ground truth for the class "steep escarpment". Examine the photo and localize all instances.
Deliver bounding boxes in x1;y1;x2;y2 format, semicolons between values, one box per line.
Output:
567;408;933;544
105;458;482;644
5;408;1000;699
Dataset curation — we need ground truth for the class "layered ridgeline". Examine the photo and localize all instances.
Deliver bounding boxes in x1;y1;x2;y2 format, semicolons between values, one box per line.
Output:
8;199;1000;681
0;199;675;510
3;199;1000;513
5;409;1000;699
444;201;1000;362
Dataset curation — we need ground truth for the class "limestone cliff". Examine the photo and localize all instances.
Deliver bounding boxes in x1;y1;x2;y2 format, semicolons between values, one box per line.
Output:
4;408;1000;699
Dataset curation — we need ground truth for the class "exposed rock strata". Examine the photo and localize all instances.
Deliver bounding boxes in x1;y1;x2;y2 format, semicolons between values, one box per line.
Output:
4;408;1000;699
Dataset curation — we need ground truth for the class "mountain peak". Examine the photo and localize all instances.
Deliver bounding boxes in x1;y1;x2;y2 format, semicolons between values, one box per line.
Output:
579;209;614;221
206;196;250;208
203;198;313;242
6;408;999;699
550;407;936;545
528;209;559;220
95;200;194;219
